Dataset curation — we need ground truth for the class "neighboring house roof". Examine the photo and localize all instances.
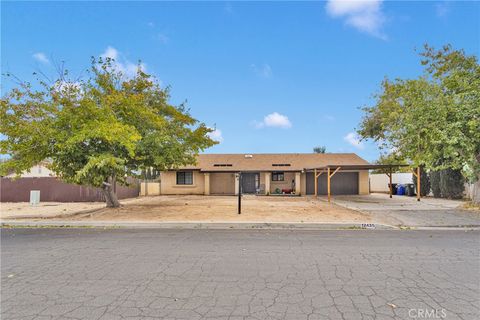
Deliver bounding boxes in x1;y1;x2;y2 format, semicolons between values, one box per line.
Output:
179;153;370;172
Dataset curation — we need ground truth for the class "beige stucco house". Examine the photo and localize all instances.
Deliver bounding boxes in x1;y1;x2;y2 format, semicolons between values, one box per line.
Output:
157;153;370;196
5;161;55;178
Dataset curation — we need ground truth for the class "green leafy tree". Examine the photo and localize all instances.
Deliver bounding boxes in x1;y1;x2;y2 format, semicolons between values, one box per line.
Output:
1;58;217;207
358;44;480;203
371;152;410;174
313;146;326;153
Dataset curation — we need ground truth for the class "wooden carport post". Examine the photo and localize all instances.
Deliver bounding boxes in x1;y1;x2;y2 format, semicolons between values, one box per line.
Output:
386;167;393;198
327;167;341;202
411;167;421;201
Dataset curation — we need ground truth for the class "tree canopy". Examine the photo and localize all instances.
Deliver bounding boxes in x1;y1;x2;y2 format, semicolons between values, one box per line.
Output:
358;44;480;183
1;58;217;206
313;146;326;154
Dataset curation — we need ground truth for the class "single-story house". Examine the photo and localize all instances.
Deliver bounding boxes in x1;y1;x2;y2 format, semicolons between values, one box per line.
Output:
159;153;370;196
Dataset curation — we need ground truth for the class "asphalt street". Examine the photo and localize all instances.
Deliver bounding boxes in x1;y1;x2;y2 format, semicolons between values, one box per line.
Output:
1;228;479;320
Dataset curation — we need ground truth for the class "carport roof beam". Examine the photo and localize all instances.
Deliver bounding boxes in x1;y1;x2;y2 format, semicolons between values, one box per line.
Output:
305;164;409;171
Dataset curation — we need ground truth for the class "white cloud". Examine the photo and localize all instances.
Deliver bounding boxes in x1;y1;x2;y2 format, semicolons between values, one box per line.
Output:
254;112;292;129
251;64;272;78
100;46;146;78
52;80;83;99
207;128;224;142
344;132;364;149
54;80;81;91
325;0;386;39
32;52;50;64
102;46;119;60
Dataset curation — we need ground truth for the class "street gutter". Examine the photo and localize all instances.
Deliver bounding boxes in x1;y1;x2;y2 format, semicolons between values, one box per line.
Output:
1;220;397;230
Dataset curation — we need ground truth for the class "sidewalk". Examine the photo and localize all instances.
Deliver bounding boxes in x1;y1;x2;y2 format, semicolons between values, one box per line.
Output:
3;220;480;230
0;220;396;230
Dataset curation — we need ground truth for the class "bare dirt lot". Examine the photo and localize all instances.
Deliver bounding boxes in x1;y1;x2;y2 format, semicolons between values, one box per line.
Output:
61;195;370;223
1;202;106;219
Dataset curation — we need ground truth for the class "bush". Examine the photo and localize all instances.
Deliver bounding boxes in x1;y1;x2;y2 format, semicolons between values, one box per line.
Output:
430;171;442;198
439;168;465;199
413;166;431;196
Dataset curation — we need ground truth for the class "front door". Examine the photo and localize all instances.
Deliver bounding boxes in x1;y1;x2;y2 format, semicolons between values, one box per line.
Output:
241;173;259;194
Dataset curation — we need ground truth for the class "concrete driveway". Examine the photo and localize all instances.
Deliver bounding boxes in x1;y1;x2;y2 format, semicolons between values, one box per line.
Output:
326;193;480;228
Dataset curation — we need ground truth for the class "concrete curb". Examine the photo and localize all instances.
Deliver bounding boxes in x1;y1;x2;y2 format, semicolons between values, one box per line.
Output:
1;220;397;230
409;226;480;231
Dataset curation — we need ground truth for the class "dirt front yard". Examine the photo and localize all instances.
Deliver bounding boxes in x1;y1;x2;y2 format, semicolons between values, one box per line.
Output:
1;202;106;219
60;195;371;223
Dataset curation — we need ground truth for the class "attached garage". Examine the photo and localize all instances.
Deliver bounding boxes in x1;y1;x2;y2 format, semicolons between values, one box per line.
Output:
306;172;359;195
210;173;235;195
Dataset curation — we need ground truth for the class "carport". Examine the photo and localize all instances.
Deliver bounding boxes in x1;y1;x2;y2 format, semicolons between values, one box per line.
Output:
306;164;421;202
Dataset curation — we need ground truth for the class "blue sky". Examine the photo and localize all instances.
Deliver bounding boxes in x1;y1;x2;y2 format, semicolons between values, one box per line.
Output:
2;1;479;162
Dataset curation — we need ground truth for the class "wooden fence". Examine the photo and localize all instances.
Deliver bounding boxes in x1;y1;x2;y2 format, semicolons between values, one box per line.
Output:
0;177;139;202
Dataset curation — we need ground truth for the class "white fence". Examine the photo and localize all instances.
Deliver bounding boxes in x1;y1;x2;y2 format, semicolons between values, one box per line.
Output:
369;173;413;193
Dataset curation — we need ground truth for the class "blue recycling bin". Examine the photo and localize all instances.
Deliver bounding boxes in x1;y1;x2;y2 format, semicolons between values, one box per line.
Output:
396;185;405;196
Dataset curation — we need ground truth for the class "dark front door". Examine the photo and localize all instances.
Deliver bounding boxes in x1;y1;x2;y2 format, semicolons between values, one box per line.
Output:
241;173;259;194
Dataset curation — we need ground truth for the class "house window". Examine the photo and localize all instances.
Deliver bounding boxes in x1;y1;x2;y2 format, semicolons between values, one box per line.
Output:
176;171;193;185
272;172;284;181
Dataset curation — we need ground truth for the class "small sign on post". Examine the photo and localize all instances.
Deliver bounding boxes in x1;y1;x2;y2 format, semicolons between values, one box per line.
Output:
30;190;40;206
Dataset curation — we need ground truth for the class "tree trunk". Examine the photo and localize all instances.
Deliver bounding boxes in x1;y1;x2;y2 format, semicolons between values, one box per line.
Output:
102;178;121;208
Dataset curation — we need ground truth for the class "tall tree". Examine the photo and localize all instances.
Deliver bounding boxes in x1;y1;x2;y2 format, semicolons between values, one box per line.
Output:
1;57;217;207
358;44;480;203
313;146;326;153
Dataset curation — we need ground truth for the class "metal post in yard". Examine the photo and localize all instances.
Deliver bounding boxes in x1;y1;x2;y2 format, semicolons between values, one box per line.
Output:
238;173;242;214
